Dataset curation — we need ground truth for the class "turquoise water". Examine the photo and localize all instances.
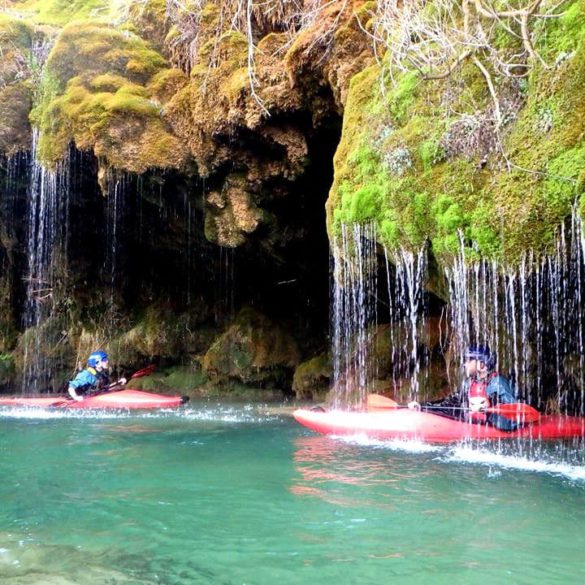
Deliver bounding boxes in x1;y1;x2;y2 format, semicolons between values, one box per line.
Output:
1;403;585;584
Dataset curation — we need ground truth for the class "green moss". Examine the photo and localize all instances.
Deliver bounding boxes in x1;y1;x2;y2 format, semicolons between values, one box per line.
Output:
89;73;127;92
327;0;585;266
0;14;34;48
385;71;419;122
536;0;585;62
21;0;110;26
29;21;186;171
419;139;445;171
0;353;15;385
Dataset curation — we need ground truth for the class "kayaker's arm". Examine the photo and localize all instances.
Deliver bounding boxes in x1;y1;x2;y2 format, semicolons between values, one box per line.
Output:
485;375;519;431
408;392;466;420
67;369;97;401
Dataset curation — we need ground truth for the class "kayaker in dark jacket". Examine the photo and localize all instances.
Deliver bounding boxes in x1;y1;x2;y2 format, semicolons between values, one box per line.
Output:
408;345;518;431
67;350;127;402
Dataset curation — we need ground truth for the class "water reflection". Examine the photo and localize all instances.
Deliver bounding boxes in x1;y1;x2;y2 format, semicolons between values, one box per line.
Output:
290;435;438;507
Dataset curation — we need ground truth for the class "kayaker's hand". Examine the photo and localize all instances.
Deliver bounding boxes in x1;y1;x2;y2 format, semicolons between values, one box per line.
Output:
117;377;127;386
469;397;488;412
68;387;84;402
408;401;421;411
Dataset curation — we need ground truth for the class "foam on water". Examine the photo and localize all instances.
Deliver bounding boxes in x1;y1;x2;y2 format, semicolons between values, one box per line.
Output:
0;403;282;424
332;433;585;481
444;444;585;482
335;433;441;453
0;407;131;420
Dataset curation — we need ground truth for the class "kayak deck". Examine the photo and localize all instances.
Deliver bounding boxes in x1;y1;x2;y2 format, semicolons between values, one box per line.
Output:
0;389;188;410
293;408;585;442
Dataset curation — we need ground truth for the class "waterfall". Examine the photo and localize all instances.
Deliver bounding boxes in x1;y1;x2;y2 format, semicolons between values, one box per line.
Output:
102;169;129;323
215;246;236;325
330;222;378;409
384;245;428;400
444;207;585;415
328;208;585;416
21;131;70;393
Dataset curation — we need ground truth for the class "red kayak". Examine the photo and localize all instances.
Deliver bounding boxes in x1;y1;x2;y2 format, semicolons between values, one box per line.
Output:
0;389;188;410
293;408;585;442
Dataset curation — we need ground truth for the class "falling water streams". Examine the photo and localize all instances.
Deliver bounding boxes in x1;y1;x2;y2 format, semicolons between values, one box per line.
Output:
330;223;378;409
331;208;585;417
21;131;69;393
445;208;585;415
386;246;428;399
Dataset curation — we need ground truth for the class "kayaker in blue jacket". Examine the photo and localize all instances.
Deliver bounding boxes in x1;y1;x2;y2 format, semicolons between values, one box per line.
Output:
67;350;127;402
408;345;518;431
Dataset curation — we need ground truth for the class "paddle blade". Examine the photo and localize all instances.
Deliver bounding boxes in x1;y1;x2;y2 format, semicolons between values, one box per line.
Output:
367;394;399;411
131;364;156;379
487;402;540;423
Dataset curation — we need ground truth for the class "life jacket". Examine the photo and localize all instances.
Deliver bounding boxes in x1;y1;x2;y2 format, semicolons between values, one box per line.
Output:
468;373;497;424
77;367;109;395
94;369;110;392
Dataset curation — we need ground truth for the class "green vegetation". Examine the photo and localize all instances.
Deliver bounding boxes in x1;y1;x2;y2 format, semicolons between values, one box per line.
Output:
29;21;187;171
19;0;112;26
0;353;15;387
0;14;35;154
328;0;585;266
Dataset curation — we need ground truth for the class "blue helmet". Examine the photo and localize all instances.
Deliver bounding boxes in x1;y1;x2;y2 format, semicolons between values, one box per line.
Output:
466;344;495;369
88;350;108;367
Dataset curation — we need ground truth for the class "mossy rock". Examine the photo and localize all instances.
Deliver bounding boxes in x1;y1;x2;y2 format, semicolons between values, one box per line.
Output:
112;305;215;364
30;21;188;172
327;0;585;267
292;353;330;400
129;364;209;396
202;307;300;389
0;353;15;390
0;84;33;155
22;0;112;26
0;14;36;155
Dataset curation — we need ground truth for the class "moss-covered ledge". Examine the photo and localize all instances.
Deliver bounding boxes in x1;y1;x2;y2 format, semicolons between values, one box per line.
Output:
30;21;189;173
0;14;36;155
327;0;585;267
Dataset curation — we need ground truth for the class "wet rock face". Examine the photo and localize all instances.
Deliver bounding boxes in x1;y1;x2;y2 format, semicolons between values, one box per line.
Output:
202;307;301;390
292;353;330;400
0;2;373;392
205;175;263;248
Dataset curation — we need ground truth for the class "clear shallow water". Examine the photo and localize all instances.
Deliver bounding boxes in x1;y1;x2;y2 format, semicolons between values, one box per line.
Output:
1;403;585;584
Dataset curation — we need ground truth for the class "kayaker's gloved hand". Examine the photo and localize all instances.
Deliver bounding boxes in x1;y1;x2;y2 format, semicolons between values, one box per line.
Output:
408;401;421;410
117;377;127;386
469;397;488;412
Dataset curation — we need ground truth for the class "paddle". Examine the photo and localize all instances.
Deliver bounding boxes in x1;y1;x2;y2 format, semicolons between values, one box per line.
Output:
366;394;399;410
128;364;157;380
366;393;540;423
102;364;158;392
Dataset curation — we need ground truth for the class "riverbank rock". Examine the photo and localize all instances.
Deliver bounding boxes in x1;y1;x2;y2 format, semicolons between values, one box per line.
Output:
292;353;330;400
202;307;300;392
